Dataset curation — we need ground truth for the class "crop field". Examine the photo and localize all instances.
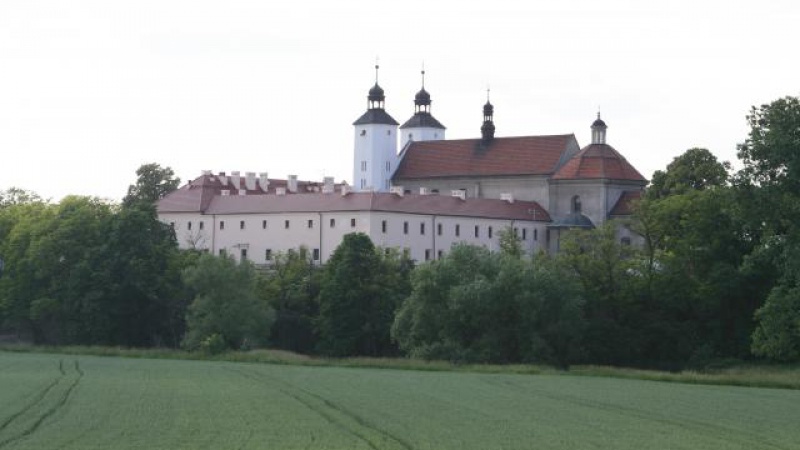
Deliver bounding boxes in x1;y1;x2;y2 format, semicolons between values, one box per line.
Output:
1;351;799;449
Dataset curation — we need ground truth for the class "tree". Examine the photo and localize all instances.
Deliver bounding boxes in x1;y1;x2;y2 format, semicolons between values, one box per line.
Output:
647;148;730;199
0;187;44;208
315;233;411;357
183;254;274;351
123;163;180;208
392;244;584;366
751;283;800;361
498;226;523;258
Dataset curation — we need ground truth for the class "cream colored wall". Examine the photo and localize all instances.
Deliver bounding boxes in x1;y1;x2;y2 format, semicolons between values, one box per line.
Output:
396;175;551;207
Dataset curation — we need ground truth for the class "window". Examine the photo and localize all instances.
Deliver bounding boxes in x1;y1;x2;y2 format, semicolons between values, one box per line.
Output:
361;179;365;189
361;161;367;172
474;225;479;238
330;218;336;228
387;130;391;135
284;220;290;229
220;221;225;230
350;218;356;228
523;228;527;240
385;161;390;172
262;220;267;229
437;250;443;259
488;226;493;238
408;133;413;141
420;222;425;235
425;249;431;261
455;224;460;237
240;220;245;230
621;237;632;246
381;220;387;233
431;189;439;194
572;195;582;214
199;221;204;230
437;223;442;235
403;221;409;234
240;248;248;260
307;219;313;229
170;222;175;228
534;229;538;241
265;249;272;260
313;248;320;261
360;129;366;136
187;221;192;231
514;227;519;237
219;249;226;257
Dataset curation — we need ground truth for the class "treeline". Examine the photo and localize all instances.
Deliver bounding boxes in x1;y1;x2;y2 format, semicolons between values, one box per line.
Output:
2;97;800;368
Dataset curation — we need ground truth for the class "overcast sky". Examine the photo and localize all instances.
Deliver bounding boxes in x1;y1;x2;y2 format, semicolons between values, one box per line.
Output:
1;1;798;201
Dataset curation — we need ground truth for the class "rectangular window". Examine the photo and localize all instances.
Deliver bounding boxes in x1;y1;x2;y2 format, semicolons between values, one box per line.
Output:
219;248;226;257
361;161;367;171
474;225;479;238
350;218;356;228
285;220;290;229
403;221;409;234
382;220;387;233
437;223;442;236
420;222;425;235
425;249;431;261
523;228;527;240
313;248;320;261
220;221;225;230
437;250;443;259
265;249;272;260
240;248;248;260
262;220;267;229
455;224;460;237
514;227;519;237
199;221;204;230
308;219;314;229
240;220;245;230
385;161;390;172
361;179;366;188
330;218;336;228
488;226;493;238
187;221;192;231
534;229;538;241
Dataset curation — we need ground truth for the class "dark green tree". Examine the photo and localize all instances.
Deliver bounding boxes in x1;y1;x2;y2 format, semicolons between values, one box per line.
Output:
315;233;411;357
123;163;180;208
183;254;274;351
647;148;730;199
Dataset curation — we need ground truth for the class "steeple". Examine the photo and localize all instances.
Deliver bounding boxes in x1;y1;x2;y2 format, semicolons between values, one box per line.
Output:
400;66;446;147
591;111;607;144
481;88;495;144
354;63;398;126
368;64;386;110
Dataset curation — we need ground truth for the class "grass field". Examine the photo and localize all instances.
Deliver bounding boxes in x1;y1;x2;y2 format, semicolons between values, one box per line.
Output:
1;351;799;449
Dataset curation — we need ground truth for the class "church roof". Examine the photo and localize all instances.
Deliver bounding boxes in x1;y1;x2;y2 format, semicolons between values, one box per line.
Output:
353;109;399;126
393;134;578;180
609;190;643;217
551;143;646;182
400;112;446;130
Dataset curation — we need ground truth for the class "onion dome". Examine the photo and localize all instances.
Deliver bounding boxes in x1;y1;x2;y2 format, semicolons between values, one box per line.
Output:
368;83;385;103
414;88;431;106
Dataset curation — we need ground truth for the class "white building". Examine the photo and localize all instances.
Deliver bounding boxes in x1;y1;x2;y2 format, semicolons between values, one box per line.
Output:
158;67;647;263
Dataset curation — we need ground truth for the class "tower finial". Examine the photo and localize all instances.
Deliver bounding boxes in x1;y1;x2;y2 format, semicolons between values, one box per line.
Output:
421;62;425;88
487;85;491;102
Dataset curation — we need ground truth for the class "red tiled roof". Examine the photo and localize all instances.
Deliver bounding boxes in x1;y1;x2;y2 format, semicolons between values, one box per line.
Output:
392;135;579;179
609;190;643;217
197;192;550;222
552;144;647;182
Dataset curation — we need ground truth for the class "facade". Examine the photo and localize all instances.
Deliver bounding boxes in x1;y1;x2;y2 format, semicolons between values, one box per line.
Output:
158;67;647;263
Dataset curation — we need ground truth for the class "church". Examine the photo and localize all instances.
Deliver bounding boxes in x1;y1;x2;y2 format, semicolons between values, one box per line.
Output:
157;67;647;263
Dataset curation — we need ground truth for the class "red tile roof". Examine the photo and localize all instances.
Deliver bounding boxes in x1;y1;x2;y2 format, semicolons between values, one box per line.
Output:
162;190;549;222
392;135;579;179
552;144;647;182
609;190;643;217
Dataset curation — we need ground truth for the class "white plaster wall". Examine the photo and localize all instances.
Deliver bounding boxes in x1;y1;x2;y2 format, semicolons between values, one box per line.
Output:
353;123;398;192
400;126;445;148
548;180;608;226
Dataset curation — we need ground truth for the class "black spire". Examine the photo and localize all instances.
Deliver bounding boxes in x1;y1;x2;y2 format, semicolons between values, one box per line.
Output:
414;69;431;114
481;88;495;144
353;62;398;126
367;64;386;110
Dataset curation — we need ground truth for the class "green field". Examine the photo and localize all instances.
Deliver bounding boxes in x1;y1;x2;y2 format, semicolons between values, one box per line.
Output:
1;351;798;449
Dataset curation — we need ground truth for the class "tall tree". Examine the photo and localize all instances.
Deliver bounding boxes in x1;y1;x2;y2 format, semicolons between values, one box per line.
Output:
647;148;730;199
123;163;180;208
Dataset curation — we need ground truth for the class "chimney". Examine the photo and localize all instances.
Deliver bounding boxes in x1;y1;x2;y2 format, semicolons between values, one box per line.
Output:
451;189;466;201
419;187;430;195
238;189;246;196
221;190;230;196
245;172;256;190
276;187;286;196
230;171;241;190
500;193;514;203
218;172;228;186
389;186;404;197
258;172;269;191
287;175;298;193
322;176;335;194
341;185;351;196
201;170;212;176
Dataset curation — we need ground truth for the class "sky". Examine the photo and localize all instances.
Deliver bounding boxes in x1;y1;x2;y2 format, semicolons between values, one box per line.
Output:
1;0;798;202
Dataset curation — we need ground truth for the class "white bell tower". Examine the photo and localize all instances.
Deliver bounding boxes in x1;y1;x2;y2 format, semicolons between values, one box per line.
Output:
352;64;399;192
400;69;446;148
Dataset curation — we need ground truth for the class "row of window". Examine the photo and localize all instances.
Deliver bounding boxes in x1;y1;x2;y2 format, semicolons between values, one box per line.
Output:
214;218;360;231
220;247;321;262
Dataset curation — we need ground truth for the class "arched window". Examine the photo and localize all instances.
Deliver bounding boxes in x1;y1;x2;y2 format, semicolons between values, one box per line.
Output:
572;195;582;214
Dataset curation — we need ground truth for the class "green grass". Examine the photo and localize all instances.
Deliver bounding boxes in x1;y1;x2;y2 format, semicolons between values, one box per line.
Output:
1;351;799;449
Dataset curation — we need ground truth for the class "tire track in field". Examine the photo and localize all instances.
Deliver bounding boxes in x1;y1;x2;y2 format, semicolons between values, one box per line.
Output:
0;360;66;433
482;376;792;450
226;366;414;450
0;360;84;449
